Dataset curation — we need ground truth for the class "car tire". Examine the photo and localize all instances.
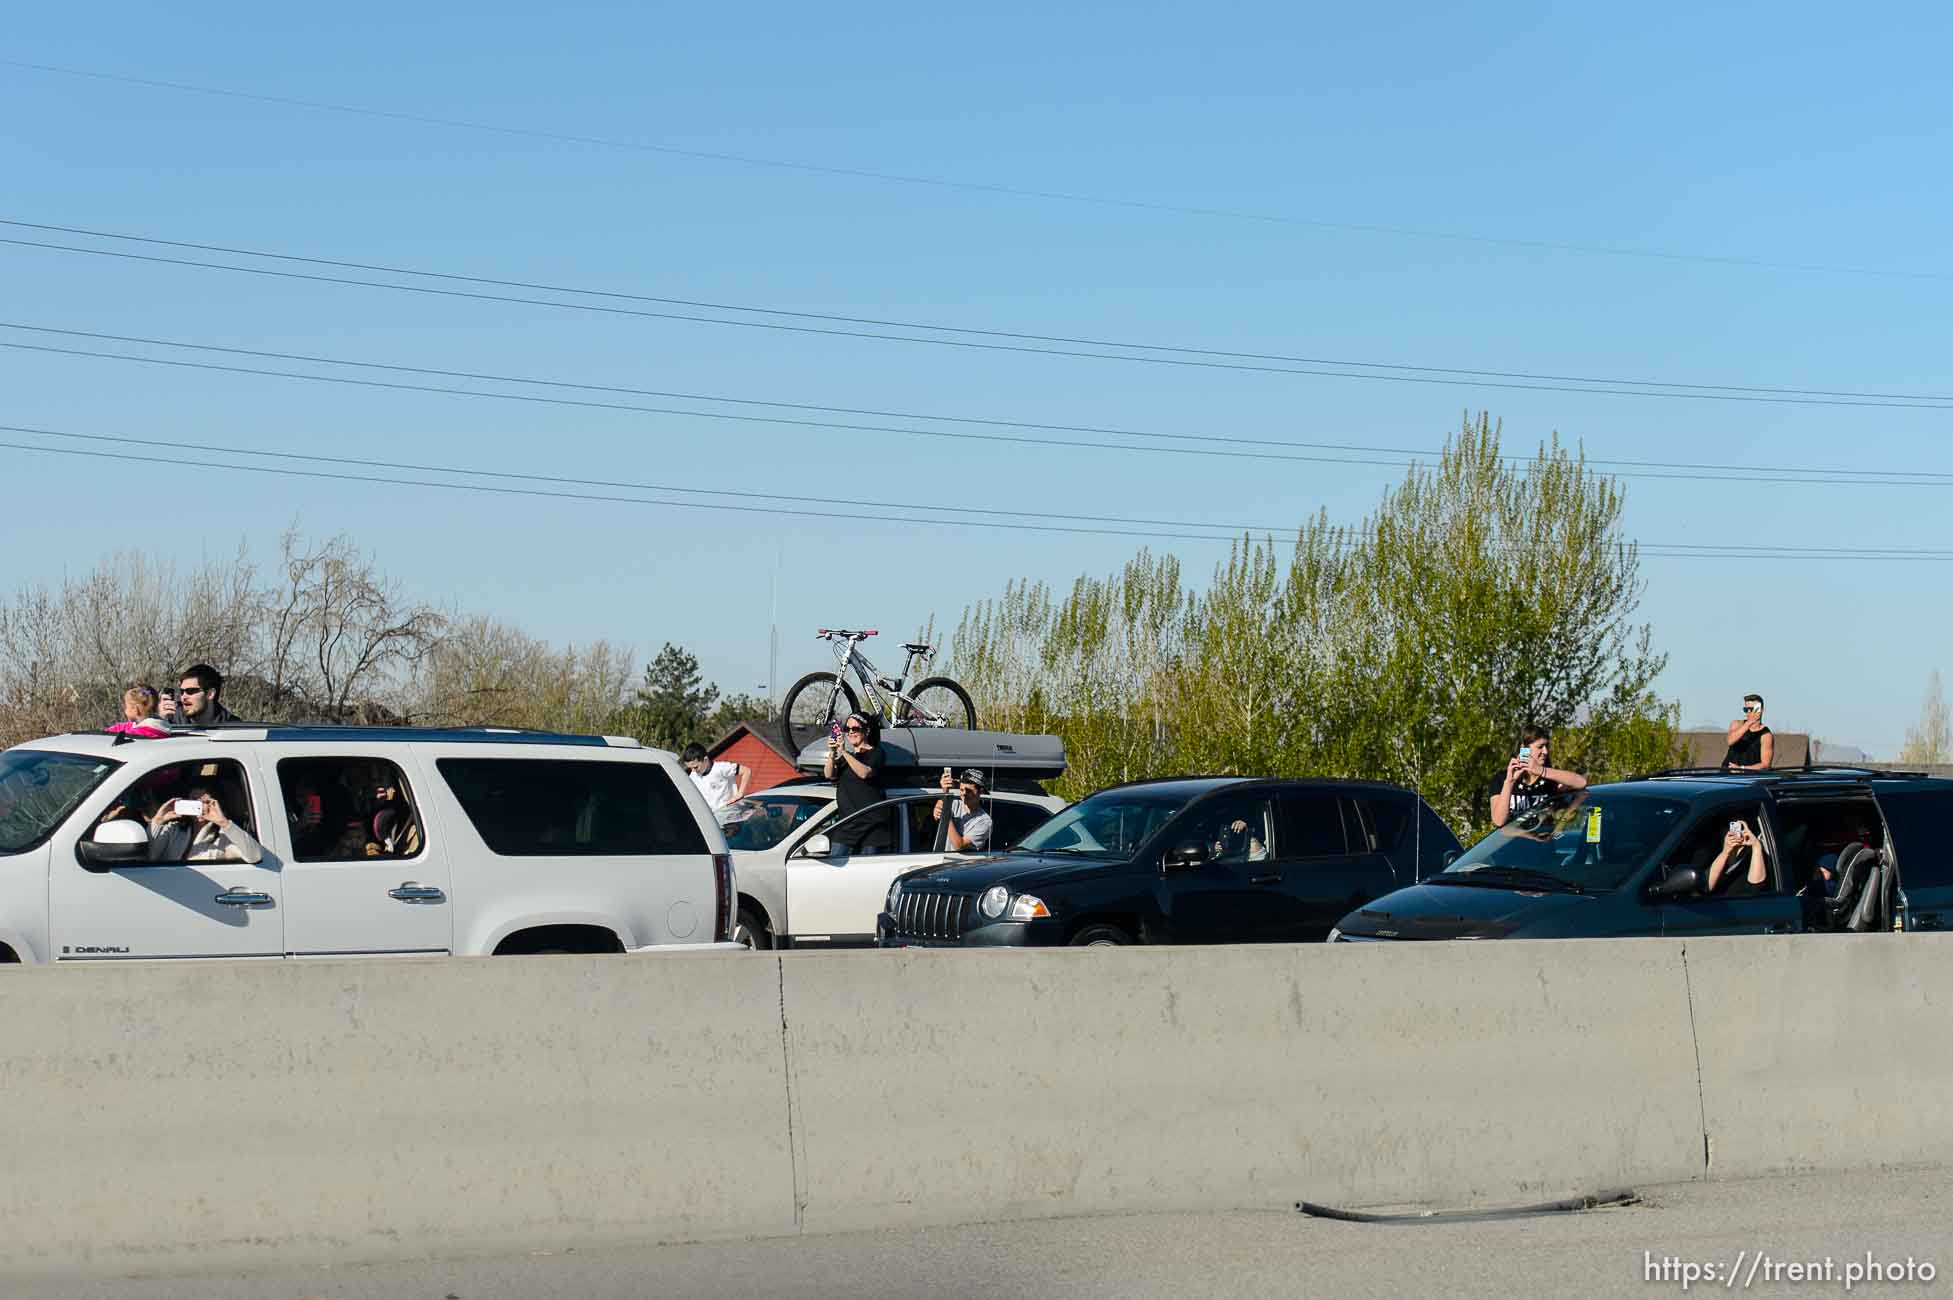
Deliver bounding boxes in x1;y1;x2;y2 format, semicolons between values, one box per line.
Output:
733;907;773;950
1068;923;1133;947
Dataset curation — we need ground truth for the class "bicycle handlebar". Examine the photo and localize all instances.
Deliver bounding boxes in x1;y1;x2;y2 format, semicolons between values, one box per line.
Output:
816;628;877;640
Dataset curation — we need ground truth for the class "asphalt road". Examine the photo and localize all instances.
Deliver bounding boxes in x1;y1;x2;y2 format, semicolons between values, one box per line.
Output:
36;1168;1953;1300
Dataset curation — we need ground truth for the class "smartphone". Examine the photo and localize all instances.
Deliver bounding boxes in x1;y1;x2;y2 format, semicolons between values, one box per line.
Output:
1728;820;1745;837
173;798;205;818
942;766;953;782
1517;745;1533;762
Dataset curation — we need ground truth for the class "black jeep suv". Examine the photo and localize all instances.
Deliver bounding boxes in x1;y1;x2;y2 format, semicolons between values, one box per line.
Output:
876;776;1461;947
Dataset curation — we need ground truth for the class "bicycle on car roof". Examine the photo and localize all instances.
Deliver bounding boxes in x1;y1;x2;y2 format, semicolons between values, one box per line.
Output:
779;628;976;754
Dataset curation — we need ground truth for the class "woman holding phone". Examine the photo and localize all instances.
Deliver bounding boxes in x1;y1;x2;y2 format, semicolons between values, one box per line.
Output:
823;712;891;853
1706;820;1769;895
1489;724;1588;828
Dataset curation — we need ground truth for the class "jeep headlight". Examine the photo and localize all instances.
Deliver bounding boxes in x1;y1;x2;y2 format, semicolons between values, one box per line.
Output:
886;878;904;913
979;885;1010;919
1007;894;1051;922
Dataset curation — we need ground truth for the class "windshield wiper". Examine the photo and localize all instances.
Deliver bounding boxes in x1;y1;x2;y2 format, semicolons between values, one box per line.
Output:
1434;866;1589;894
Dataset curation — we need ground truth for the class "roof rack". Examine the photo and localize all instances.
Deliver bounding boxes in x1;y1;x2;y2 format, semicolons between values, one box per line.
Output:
1633;765;1931;782
67;724;627;748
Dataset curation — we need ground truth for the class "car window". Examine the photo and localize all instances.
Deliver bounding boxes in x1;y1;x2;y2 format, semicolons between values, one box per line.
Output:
1877;788;1953;891
988;799;1052;850
1018;789;1192;857
721;794;826;851
1354;791;1418;853
818;801;900;855
437;758;707;857
1661;804;1777;898
1771;798;1884;892
91;758;257;864
902;798;944;854
1449;790;1688;893
1177;795;1277;865
277;756;426;863
0;750;119;854
1276;791;1349;857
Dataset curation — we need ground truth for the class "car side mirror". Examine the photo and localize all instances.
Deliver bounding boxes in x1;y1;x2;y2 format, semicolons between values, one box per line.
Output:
1647;866;1700;898
1163;840;1209;872
1439;849;1460;869
797;833;834;859
77;837;150;872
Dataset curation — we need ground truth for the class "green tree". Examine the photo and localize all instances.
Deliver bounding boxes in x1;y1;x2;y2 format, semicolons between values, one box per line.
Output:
627;643;721;750
948;413;1682;825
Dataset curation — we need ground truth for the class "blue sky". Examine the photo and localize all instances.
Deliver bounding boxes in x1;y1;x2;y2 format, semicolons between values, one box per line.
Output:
3;2;1950;753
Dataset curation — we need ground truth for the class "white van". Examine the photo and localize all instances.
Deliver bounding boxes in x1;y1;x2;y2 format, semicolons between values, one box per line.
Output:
0;726;737;964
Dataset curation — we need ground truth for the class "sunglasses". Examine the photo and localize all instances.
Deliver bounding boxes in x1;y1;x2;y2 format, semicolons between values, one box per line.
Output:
180;687;206;697
842;724;865;734
1743;704;1760;713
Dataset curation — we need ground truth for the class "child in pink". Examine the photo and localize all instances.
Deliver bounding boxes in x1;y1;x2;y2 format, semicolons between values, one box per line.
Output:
107;684;171;738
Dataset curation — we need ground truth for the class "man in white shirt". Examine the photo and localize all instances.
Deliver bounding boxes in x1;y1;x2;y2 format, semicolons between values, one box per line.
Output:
681;743;750;812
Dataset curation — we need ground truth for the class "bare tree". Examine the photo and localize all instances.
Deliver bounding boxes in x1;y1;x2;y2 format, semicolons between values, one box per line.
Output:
261;529;445;721
408;615;633;733
1899;670;1950;766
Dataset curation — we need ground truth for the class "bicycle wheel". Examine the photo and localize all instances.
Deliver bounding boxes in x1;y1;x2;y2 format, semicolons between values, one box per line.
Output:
901;677;977;730
782;672;860;754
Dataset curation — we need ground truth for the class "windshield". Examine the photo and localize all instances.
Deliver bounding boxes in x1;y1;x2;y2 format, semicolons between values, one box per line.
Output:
1443;790;1689;892
0;749;121;854
719;793;827;852
1016;789;1192;858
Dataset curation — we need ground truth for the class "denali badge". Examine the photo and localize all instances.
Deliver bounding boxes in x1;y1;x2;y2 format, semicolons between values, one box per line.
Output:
70;945;131;955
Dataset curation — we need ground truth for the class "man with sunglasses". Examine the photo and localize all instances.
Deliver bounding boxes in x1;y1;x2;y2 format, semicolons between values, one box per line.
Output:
157;663;240;728
823;712;891;853
1722;694;1775;771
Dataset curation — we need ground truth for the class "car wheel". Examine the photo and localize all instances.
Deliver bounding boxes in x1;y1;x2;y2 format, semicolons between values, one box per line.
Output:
1068;923;1133;947
733;907;773;950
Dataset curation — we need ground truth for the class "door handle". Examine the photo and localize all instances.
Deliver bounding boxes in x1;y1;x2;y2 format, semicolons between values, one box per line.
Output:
388;882;446;904
213;888;272;908
1911;913;1945;931
1250;874;1282;886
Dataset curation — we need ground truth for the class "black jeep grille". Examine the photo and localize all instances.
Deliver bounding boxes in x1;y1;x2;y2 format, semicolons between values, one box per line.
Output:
891;890;972;941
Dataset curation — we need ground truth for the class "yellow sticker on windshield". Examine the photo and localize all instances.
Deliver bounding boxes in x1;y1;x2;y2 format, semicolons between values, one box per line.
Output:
1585;808;1603;843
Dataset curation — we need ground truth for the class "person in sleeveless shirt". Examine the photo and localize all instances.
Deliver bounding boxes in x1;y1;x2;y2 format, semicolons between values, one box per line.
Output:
1723;693;1774;770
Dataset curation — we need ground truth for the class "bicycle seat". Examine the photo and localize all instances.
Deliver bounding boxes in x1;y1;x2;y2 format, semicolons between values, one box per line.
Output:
816;628;877;640
902;642;934;655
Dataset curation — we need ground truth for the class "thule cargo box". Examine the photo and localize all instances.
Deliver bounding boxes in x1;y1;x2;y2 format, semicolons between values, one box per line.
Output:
794;728;1066;792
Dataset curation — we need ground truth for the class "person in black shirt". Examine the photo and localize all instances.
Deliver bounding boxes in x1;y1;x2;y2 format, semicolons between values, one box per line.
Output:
1722;693;1775;771
824;711;892;853
1490;724;1589;828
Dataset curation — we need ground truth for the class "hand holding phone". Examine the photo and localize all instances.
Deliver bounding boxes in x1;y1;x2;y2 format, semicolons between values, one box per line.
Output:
173;798;205;819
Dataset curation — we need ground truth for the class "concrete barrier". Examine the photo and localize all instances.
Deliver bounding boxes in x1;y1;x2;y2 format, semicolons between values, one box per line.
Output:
781;939;1705;1232
5;933;1951;1275
1688;933;1953;1178
0;953;795;1274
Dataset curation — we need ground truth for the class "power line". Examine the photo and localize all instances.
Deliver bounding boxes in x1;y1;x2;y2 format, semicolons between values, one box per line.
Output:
10;234;1953;412
3;324;1951;489
6;58;1950;285
6;422;1953;561
8;217;1951;405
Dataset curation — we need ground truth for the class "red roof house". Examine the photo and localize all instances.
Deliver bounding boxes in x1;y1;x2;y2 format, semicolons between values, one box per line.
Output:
707;720;803;794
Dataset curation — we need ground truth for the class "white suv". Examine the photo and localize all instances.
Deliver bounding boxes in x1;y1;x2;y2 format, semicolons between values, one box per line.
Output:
0;726;736;964
719;781;1064;948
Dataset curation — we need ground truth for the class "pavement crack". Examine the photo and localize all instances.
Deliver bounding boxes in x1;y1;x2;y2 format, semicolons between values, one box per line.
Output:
1678;943;1711;1178
777;955;807;1231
